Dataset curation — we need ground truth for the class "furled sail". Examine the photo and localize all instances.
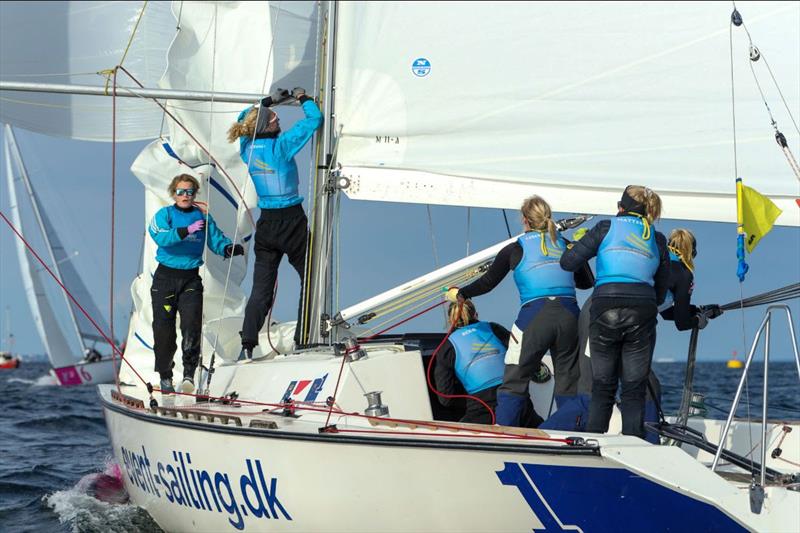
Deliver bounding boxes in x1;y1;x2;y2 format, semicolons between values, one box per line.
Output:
333;2;799;225
122;1;318;381
4;135;77;368
0;1;174;141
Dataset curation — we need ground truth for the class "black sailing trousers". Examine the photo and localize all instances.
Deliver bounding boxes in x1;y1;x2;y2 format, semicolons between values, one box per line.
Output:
241;205;308;348
150;266;203;380
586;303;657;439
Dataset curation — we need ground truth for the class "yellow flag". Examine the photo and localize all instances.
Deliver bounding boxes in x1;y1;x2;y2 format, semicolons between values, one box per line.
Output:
741;185;782;253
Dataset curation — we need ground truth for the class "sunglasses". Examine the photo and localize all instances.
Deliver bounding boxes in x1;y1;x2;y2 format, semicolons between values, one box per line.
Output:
175;188;196;197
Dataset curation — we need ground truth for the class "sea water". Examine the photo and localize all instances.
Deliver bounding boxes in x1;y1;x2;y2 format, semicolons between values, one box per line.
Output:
1;361;798;532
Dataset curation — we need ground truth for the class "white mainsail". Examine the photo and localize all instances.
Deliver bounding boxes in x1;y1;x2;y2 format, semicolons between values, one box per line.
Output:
4;131;76;368
333;1;800;225
0;0;175;141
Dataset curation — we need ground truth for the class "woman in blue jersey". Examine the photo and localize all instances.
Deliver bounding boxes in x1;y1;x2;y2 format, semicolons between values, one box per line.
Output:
560;185;670;439
435;300;516;424
148;174;244;394
659;228;722;330
227;87;323;356
448;196;594;427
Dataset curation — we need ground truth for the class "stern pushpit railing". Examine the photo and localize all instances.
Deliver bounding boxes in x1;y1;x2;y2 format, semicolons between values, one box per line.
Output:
711;305;800;513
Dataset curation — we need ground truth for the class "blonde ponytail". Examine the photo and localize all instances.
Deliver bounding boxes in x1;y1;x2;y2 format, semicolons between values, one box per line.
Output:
448;300;477;328
226;107;258;143
521;195;558;245
624;185;662;224
668;228;695;272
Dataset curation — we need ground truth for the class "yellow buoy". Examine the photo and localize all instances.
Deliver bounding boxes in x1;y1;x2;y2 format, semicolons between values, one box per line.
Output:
727;359;744;369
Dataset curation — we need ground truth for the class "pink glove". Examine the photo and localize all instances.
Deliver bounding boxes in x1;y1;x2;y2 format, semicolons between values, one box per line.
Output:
187;219;205;234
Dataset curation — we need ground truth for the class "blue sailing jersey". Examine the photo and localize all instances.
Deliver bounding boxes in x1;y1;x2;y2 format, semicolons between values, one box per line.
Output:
658;250;683;311
237;100;323;209
450;321;506;394
596;216;659;287
148;205;231;269
513;231;575;305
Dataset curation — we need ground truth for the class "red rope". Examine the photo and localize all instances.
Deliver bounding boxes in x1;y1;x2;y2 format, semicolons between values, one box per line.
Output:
0;211;148;386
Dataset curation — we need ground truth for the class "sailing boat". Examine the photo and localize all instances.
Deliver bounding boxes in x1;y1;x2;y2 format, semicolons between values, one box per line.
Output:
1;2;799;532
4;125;118;386
0;306;21;369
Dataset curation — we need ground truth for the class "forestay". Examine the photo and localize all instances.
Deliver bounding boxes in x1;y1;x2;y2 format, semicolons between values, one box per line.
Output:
0;1;174;141
333;1;800;225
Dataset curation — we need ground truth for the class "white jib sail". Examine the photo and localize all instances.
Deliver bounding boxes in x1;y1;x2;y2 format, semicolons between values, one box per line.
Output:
4;133;77;368
121;1;318;383
333;1;800;225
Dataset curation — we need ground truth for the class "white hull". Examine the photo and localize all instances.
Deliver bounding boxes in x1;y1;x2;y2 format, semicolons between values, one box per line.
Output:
52;358;118;387
101;344;799;532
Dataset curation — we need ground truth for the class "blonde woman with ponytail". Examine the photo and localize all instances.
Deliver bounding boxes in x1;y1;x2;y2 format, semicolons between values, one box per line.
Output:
433;300;522;424
446;195;594;427
227;87;323;357
660;229;723;331
560;185;670;440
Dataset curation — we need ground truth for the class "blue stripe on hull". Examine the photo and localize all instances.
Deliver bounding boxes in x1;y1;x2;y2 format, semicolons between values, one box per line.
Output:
498;462;746;532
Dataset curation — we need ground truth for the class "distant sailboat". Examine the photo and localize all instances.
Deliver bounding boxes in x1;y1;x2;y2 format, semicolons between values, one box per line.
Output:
0;306;21;369
4;124;117;386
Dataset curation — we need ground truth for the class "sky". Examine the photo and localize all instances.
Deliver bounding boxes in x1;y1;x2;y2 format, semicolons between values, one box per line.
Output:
0;126;798;363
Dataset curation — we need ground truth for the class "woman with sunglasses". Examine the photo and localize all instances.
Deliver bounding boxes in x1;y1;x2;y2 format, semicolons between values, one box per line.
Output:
560;185;670;440
659;228;722;331
148;174;244;394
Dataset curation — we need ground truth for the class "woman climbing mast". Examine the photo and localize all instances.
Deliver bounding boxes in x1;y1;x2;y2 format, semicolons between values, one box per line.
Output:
560;185;670;440
448;196;594;427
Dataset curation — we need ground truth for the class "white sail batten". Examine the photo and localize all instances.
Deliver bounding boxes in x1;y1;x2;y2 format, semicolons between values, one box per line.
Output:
334;2;800;225
0;1;174;141
4;134;77;368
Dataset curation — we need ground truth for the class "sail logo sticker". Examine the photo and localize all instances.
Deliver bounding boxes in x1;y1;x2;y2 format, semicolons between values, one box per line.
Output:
412;57;431;77
281;373;328;403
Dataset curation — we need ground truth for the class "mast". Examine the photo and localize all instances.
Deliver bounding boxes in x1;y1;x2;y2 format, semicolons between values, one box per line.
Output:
300;0;339;346
4;125;86;353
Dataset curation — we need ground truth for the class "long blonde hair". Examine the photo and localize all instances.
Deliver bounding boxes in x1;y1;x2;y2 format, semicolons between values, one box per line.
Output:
448;299;477;329
521;195;558;245
226;107;259;143
624;185;662;224
668;228;695;272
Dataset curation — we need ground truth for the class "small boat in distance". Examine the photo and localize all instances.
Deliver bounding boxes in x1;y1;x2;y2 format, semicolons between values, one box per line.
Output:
0;351;21;369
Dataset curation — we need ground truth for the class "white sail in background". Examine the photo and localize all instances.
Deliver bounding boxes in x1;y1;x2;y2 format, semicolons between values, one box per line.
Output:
37;207;112;345
122;1;319;382
334;1;800;225
4;135;76;368
0;1;174;141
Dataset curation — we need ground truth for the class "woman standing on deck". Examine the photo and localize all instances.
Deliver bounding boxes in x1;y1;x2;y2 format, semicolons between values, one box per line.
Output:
448;196;594;427
560;185;670;440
